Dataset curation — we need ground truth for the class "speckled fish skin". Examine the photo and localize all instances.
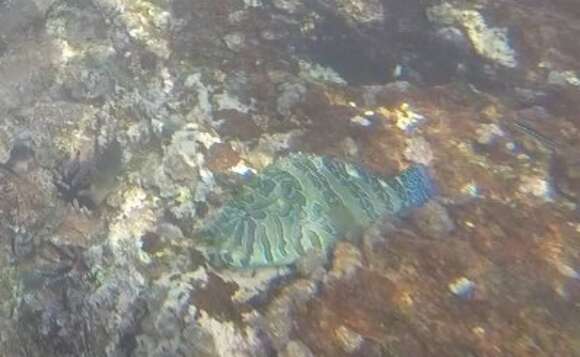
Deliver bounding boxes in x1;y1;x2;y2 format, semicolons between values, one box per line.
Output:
200;153;435;269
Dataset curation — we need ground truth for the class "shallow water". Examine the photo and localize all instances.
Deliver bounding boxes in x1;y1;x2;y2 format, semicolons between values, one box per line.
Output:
0;0;579;356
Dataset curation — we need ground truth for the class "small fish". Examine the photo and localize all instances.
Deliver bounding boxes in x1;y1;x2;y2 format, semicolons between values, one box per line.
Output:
511;120;580;204
511;120;558;152
199;153;436;269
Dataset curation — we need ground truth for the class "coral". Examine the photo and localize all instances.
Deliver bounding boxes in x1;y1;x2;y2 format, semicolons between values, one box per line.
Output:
251;278;320;351
519;175;553;201
427;3;518;68
276;82;307;117
91;0;171;58
411;201;456;239
272;0;302;14
404;136;434;165
547;70;580;87
2;0;580;356
321;0;384;24
298;60;347;85
279;340;315;357
476;123;505;145
392;103;427;133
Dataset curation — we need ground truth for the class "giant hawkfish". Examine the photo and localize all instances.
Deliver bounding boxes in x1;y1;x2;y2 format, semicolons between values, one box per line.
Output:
199;153;436;269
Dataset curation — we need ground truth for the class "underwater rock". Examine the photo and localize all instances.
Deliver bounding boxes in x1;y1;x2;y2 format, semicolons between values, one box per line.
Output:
327;241;363;282
1;131;35;175
295;248;329;279
206;143;240;173
45;1;109;46
44;1;119;102
223;32;246;52
411;201;456;239
199;153;435;268
272;0;303;14
320;0;384;25
476;123;505;145
448;276;476;299
0;0;55;37
148;124;221;223
163;126;204;183
7;226;35;261
334;325;364;354
548;70;580;88
509;117;580;203
2;1;580;356
219;266;292;305
519;175;553;201
63;65;115;101
427;3;517;68
393;103;426;133
349;115;372;127
297;60;347;85
0;168;50;232
134;269;220;357
92;0;171;59
279;340;314;357
197;312;268;357
276;82;307;118
404;136;434;165
252;278;319;351
434;26;472;57
0;38;57;112
14;272;96;356
139;265;269;356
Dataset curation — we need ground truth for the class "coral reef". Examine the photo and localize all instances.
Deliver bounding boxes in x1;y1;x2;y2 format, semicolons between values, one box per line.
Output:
0;0;579;356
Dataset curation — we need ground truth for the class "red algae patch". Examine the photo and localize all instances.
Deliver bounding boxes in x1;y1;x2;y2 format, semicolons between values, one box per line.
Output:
214;110;263;141
292;199;580;356
189;272;246;325
205;142;240;173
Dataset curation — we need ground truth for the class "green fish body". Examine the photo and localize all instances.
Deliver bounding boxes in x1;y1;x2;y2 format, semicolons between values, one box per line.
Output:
199;153;435;268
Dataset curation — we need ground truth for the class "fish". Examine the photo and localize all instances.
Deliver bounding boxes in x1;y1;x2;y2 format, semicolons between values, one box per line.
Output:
511;120;558;152
199;153;436;269
511;120;580;203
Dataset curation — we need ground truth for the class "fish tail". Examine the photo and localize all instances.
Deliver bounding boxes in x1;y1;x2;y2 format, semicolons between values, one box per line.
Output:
397;164;437;208
511;120;558;152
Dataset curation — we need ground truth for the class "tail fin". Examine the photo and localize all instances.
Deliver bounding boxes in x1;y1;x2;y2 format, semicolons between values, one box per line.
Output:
397;164;436;208
511;120;558;152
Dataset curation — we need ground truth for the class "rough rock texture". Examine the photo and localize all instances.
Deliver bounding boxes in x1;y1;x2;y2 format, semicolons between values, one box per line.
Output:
0;0;579;356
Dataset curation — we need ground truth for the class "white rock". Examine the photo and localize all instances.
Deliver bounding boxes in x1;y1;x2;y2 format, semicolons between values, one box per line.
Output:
427;4;517;68
404;136;434;165
519;175;553;201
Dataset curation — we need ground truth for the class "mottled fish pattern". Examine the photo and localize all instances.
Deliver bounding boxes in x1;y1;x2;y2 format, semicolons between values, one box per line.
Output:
200;153;435;268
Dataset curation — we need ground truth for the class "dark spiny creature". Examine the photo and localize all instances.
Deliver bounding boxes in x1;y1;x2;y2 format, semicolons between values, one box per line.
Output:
53;151;97;210
1;134;35;176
